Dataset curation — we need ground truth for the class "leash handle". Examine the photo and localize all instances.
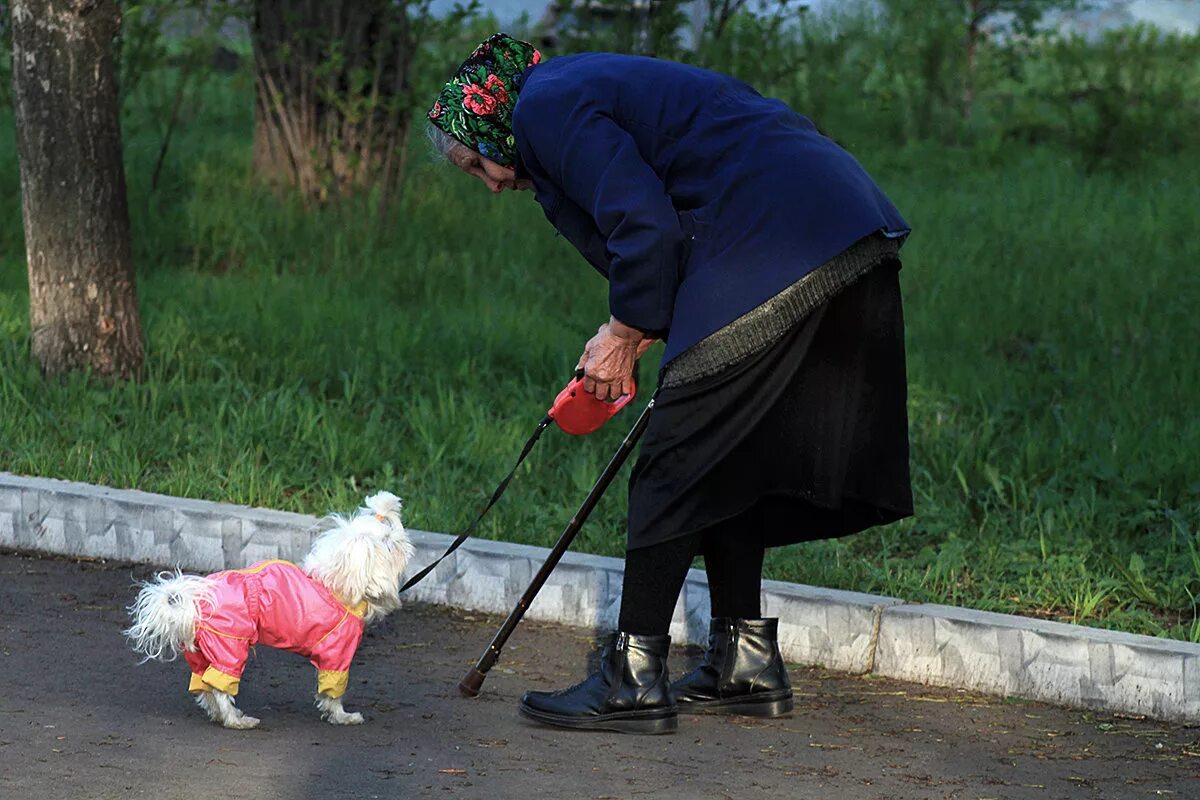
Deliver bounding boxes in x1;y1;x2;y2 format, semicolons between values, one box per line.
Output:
398;414;552;594
548;368;635;435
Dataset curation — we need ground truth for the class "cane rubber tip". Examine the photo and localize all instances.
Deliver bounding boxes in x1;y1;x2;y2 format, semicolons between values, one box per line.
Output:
459;668;486;697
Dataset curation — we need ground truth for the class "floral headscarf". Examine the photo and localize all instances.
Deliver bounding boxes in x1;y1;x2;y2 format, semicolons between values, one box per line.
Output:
428;33;542;167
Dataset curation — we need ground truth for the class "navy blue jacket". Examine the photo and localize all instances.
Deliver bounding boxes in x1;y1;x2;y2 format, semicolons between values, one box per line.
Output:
512;53;910;364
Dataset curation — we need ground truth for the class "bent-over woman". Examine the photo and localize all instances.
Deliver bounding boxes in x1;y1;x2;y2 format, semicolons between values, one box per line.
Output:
428;33;913;735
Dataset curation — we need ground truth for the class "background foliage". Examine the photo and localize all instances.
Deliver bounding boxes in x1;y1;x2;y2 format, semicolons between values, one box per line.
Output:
2;0;1199;639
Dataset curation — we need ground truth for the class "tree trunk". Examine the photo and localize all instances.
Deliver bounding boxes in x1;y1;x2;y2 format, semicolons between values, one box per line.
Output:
10;0;144;379
709;0;748;41
963;2;982;122
252;0;418;208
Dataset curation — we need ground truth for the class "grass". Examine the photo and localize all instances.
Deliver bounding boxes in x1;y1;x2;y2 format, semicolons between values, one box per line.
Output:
1;74;1198;642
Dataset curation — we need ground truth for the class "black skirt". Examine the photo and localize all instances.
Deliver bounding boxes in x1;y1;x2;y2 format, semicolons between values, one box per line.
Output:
626;259;913;550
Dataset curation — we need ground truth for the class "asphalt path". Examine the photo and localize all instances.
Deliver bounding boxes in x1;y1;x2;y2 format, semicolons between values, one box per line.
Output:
2;550;1197;799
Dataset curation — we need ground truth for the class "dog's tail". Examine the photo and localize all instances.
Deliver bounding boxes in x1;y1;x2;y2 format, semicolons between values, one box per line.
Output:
124;570;215;662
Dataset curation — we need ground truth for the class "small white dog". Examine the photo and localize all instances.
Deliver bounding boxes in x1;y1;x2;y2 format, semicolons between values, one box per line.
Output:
125;492;413;729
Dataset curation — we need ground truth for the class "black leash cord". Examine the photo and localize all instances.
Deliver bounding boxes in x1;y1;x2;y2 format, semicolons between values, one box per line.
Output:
398;414;553;594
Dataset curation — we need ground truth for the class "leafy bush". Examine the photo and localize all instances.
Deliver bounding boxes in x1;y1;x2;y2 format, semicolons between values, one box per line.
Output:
974;25;1200;170
543;0;691;59
1043;26;1200;171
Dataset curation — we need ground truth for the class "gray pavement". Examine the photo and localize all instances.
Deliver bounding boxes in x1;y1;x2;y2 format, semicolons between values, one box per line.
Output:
2;550;1198;800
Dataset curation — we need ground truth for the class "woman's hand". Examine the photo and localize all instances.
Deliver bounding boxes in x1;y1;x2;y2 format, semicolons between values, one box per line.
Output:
577;318;656;401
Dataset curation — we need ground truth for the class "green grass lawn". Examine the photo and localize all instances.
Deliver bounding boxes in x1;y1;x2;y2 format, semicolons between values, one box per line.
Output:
2;81;1198;641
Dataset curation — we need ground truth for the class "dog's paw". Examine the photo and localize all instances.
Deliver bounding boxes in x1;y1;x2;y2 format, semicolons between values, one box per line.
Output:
223;715;261;730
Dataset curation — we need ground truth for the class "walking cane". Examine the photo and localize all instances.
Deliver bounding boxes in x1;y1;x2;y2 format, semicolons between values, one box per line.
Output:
459;395;656;697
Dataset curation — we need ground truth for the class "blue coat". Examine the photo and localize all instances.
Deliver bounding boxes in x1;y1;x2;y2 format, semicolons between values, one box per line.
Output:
512;53;910;364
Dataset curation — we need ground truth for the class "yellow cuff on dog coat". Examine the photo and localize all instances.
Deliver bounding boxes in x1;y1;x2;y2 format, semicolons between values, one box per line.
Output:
188;666;241;696
317;670;349;698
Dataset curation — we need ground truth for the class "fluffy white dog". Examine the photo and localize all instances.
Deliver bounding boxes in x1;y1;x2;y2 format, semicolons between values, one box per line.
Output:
125;492;413;729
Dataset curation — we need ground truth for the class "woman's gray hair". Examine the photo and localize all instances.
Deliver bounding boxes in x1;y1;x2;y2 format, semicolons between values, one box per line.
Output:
426;123;465;162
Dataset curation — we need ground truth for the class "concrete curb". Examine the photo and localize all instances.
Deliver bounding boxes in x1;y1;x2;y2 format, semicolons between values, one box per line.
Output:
2;471;1197;723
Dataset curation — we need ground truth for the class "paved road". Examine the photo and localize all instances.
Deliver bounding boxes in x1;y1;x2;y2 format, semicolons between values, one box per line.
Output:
1;550;1197;799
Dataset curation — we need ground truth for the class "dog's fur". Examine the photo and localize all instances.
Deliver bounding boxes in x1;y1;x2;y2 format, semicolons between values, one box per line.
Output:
125;492;413;729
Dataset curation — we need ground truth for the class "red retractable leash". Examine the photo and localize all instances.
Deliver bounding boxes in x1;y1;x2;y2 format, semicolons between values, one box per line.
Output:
549;368;637;435
397;369;648;596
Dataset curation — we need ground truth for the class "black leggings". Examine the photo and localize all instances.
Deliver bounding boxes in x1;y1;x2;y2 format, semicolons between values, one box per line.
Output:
618;506;766;636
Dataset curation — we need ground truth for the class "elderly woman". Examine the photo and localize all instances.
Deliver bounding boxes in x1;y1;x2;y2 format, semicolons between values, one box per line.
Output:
428;34;913;735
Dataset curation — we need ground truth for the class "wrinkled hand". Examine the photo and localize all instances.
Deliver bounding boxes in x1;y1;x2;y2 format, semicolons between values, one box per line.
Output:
576;319;656;401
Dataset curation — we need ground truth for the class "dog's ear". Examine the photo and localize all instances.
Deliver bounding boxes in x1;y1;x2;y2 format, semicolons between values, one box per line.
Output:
305;526;391;606
387;528;415;577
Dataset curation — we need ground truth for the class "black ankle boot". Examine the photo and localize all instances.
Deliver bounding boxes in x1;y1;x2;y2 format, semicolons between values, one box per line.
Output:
671;618;793;717
519;632;678;734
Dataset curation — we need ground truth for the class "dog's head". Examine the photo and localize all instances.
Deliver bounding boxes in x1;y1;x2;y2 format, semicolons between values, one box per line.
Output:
302;492;414;624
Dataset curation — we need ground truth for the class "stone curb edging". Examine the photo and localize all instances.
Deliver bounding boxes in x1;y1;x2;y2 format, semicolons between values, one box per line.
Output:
2;471;1197;723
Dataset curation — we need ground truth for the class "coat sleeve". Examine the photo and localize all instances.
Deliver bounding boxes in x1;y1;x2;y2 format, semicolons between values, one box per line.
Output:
516;97;684;336
309;616;364;698
193;626;251;696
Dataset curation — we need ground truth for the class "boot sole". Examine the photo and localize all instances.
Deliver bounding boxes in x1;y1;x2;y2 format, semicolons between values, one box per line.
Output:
518;703;678;735
677;691;794;718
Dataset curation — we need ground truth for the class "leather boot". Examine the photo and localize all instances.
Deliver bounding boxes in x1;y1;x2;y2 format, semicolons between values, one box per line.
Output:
519;632;678;734
671;618;793;716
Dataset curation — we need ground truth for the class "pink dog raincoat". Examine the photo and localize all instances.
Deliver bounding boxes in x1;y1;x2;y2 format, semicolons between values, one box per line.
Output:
182;560;366;698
